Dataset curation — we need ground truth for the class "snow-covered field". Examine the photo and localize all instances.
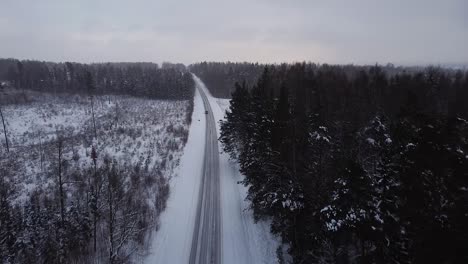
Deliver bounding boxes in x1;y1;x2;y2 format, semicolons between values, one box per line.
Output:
0;90;194;262
1;91;191;206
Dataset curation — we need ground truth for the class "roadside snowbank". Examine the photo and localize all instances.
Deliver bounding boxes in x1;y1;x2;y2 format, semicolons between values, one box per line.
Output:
144;88;206;263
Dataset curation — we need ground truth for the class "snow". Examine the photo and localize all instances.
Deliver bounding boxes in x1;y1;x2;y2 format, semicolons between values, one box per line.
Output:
311;131;331;143
366;138;376;145
144;88;206;263
375;213;384;224
320;205;332;213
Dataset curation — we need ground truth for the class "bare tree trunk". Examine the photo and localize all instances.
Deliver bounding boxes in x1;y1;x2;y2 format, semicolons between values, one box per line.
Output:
22;87;27;102
90;146;99;252
57;139;65;225
107;169;115;264
39;136;43;172
57;138;66;264
91;96;97;139
93;159;98;252
0;105;9;152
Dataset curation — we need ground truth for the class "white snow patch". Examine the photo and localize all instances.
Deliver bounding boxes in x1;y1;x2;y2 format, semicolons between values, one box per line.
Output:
366;138;376;145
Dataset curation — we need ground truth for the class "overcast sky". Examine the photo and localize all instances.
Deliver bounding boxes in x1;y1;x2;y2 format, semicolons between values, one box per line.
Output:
1;0;467;65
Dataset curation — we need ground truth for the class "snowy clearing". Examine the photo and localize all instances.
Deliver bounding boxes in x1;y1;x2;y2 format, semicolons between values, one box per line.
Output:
1;92;191;206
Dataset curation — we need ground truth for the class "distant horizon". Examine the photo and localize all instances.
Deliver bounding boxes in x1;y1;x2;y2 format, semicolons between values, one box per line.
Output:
2;57;468;70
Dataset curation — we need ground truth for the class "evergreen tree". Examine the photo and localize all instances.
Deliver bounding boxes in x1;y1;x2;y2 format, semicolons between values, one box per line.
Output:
239;68;276;217
219;81;250;159
321;159;377;263
212;62;468;263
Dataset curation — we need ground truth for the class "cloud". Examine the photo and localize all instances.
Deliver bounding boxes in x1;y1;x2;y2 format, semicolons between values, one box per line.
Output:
0;0;466;65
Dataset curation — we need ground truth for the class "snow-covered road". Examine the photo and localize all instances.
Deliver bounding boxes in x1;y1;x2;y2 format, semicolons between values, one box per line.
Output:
144;75;279;264
189;75;222;264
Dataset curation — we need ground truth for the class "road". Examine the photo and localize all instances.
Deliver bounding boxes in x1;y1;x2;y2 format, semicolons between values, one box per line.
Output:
144;76;277;264
189;79;222;264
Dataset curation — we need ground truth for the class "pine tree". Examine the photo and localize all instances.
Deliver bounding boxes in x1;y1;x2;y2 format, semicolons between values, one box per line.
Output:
239;67;276;217
271;85;290;151
321;159;377;262
389;114;468;263
268;85;304;240
219;81;250;159
445;117;468;263
357;115;404;263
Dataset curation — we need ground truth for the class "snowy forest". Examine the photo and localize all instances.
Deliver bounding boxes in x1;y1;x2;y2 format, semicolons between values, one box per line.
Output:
1;0;467;263
1;58;468;264
218;63;468;263
0;59;195;263
0;59;194;100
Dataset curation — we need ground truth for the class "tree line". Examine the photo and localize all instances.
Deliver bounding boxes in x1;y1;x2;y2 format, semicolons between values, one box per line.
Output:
0;58;194;100
219;63;468;263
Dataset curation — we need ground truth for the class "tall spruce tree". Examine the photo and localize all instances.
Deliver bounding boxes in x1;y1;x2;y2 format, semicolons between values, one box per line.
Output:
219;81;250;159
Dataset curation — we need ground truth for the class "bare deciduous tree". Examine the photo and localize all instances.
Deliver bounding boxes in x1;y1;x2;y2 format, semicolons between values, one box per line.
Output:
86;71;97;139
0;105;8;153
